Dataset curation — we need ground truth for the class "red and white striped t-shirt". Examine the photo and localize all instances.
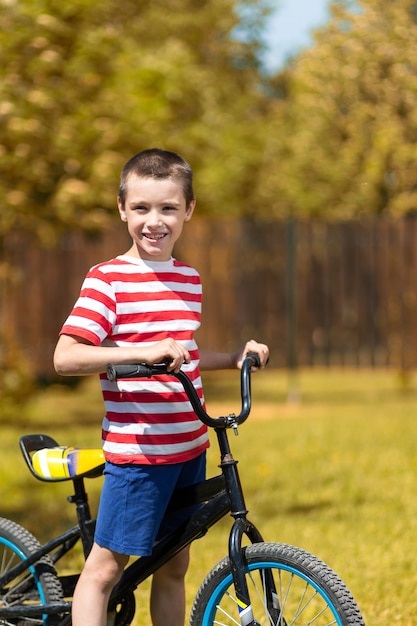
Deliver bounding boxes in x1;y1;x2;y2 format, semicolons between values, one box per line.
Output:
60;254;209;465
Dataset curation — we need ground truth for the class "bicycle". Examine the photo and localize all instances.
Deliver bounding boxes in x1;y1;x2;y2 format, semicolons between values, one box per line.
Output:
0;353;365;625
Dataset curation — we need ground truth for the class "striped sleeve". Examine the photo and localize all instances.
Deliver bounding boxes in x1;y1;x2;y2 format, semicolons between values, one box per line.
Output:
60;265;116;345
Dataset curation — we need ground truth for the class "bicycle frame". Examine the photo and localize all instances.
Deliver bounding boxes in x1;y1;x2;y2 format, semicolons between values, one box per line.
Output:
0;354;271;626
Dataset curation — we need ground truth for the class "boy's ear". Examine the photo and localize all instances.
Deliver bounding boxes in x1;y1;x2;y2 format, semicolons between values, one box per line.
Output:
118;196;127;222
185;197;196;221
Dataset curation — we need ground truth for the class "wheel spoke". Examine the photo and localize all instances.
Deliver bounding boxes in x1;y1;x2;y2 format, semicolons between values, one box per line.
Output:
214;592;245;625
247;569;277;625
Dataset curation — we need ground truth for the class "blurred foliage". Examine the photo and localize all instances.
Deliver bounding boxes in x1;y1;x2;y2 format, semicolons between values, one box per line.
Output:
257;0;417;218
2;0;417;232
0;257;35;415
0;0;272;243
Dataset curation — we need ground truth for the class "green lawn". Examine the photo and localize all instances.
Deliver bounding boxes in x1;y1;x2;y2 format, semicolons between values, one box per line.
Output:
1;367;417;625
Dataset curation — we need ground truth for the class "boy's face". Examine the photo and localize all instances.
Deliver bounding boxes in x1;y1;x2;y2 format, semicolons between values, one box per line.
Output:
118;175;195;262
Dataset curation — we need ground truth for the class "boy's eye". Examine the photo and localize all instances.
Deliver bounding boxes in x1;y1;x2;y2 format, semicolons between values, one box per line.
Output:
163;205;177;212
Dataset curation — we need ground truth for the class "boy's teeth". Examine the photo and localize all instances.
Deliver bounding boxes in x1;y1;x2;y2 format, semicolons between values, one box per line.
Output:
146;233;165;239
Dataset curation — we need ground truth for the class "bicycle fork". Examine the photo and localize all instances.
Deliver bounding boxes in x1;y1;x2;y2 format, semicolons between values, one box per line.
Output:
217;428;279;626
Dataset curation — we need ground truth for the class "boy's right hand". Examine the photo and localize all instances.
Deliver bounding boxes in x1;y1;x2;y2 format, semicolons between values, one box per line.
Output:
145;339;191;373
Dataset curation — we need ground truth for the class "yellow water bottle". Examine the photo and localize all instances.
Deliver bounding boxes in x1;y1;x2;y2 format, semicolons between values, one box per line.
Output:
32;446;105;479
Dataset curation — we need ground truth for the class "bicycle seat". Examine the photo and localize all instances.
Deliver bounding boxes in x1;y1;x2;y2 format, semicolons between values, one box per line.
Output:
20;434;105;482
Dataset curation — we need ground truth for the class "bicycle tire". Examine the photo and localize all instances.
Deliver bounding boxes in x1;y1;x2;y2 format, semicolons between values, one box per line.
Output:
189;542;365;626
0;516;64;626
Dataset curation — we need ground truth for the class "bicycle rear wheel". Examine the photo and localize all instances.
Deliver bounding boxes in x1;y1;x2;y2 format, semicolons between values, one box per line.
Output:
0;517;64;626
190;542;364;626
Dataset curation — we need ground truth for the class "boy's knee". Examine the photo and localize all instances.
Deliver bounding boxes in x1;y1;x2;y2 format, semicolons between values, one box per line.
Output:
83;545;128;590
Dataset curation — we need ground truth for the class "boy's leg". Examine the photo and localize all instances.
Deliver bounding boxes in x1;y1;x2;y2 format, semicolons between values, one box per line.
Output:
149;454;205;626
72;542;129;626
150;546;190;626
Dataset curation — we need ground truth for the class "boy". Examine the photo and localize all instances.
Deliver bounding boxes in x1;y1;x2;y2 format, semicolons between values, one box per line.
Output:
53;148;269;626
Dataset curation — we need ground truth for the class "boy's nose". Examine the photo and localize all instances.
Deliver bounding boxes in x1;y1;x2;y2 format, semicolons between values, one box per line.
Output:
146;210;163;228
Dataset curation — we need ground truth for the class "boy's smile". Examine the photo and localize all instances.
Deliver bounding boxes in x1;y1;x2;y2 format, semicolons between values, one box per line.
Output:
118;175;195;262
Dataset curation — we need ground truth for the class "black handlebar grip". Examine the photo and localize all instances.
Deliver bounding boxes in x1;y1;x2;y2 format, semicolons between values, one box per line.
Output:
107;363;154;382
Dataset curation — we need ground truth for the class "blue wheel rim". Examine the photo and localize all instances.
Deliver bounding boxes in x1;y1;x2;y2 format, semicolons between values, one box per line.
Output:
0;536;49;623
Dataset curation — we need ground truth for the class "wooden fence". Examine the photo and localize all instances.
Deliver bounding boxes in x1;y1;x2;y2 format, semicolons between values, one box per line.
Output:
2;216;417;377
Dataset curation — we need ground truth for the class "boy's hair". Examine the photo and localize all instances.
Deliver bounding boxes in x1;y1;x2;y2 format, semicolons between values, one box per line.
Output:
118;148;195;208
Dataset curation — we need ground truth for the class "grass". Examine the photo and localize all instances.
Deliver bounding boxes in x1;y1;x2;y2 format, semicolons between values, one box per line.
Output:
1;367;417;624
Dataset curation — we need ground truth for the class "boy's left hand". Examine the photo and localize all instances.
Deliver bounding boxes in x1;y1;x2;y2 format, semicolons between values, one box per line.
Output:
234;340;269;371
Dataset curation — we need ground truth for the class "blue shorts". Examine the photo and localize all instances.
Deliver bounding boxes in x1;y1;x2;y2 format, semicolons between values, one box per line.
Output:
94;453;206;556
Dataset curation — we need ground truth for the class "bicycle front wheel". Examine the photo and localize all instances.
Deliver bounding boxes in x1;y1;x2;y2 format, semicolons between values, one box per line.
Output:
190;542;364;626
0;517;64;626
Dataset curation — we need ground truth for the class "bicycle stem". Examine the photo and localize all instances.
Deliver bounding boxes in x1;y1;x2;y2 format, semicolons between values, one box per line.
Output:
216;429;248;517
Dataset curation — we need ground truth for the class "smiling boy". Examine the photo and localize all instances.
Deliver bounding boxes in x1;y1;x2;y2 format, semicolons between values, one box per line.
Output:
54;149;269;626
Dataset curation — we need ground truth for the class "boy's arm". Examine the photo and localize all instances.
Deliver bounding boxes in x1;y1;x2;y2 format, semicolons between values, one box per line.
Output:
199;340;269;372
53;334;191;376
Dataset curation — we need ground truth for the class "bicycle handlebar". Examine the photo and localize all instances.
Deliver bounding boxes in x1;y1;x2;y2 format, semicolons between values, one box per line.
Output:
107;352;261;430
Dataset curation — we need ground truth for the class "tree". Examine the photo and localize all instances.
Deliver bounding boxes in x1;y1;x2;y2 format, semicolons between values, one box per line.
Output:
0;0;272;242
257;0;417;218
